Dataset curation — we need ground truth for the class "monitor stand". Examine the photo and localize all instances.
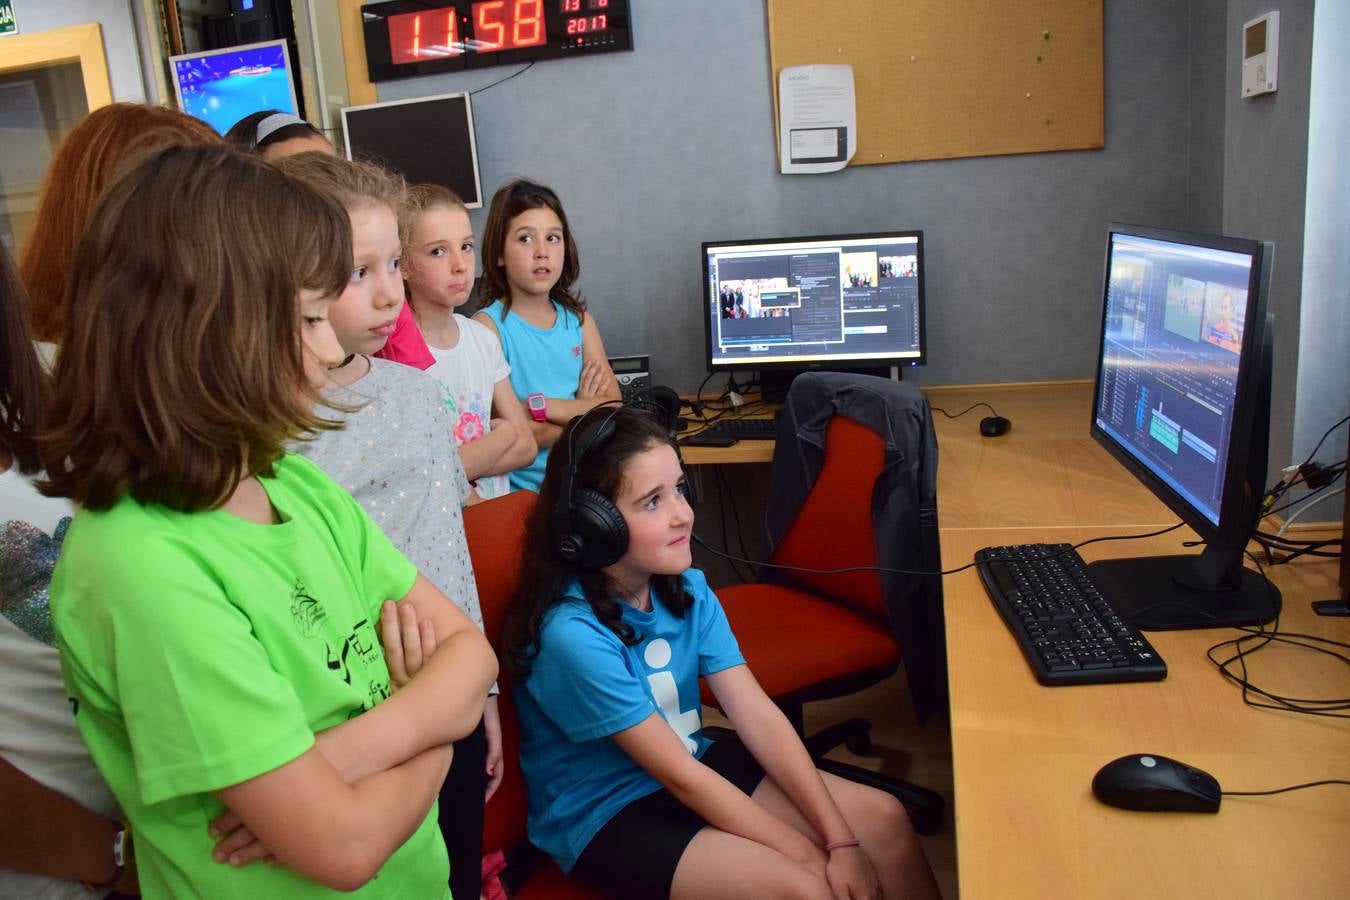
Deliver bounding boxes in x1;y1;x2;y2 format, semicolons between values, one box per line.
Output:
759;366;894;403
1088;551;1281;631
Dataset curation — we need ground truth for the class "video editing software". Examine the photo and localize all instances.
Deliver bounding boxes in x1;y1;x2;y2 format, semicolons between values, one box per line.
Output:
704;232;924;368
1094;233;1257;527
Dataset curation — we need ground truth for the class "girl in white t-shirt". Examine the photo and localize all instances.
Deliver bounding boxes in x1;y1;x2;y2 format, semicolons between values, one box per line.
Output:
398;184;535;499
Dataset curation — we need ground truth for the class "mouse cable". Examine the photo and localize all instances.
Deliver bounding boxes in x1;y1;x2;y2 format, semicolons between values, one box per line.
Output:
930;401;1002;420
1223;780;1350;797
692;521;1186;579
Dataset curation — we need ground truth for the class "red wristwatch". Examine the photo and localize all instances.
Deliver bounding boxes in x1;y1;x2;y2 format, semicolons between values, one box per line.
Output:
527;393;548;423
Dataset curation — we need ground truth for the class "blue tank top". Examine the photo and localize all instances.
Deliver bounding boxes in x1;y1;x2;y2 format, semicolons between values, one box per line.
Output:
481;299;583;491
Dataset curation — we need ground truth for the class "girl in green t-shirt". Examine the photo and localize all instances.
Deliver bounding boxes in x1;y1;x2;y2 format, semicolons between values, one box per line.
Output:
40;144;497;899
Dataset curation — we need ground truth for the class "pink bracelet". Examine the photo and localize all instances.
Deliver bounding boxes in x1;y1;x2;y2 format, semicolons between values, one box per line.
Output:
826;838;861;852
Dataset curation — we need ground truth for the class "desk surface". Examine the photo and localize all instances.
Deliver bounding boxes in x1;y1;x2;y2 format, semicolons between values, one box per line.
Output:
937;384;1349;899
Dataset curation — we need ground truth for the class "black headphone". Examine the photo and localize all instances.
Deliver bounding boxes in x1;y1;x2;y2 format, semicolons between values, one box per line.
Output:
551;400;688;569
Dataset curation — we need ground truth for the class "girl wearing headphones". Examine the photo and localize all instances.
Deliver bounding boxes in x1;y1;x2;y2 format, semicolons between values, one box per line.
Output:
502;406;939;900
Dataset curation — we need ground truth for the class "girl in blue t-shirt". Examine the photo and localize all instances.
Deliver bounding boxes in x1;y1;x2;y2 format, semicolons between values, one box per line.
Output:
473;179;621;492
502;406;940;900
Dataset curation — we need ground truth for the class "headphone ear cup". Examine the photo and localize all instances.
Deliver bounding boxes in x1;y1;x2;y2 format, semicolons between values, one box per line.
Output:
567;487;628;569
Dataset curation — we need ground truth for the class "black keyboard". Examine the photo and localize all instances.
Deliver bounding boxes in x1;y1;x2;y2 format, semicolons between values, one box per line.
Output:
696;417;779;440
976;543;1167;686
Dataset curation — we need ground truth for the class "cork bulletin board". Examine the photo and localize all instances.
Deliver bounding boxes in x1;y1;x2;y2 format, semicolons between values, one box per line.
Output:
767;0;1104;166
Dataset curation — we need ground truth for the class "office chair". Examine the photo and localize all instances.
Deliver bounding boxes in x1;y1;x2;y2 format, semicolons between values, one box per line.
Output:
462;491;600;900
699;378;946;835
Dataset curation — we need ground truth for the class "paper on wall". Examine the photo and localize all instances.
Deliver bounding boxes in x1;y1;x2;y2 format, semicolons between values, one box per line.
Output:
778;64;856;174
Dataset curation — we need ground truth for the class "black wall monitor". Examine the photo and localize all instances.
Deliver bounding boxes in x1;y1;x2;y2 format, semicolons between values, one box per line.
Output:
702;231;926;386
342;92;483;209
1088;223;1280;630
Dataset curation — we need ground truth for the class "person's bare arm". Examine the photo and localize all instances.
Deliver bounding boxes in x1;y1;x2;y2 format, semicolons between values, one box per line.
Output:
0;757;138;892
314;574;496;782
455;419;519;483
490;378;538;471
215;742;451;890
610;714;826;877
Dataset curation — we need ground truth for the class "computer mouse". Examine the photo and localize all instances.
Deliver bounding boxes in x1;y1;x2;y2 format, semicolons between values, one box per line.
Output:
1092;754;1222;813
979;415;1011;437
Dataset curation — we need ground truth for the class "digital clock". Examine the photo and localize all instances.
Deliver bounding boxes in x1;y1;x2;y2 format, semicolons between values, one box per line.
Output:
362;0;631;82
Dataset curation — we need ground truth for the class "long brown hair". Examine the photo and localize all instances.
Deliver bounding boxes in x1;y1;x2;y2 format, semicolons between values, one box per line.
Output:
18;103;222;343
0;243;49;475
478;178;585;321
39;144;352;511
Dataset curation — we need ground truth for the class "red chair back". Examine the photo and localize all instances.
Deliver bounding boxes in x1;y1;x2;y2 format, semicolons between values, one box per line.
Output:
770;415;887;621
462;491;536;856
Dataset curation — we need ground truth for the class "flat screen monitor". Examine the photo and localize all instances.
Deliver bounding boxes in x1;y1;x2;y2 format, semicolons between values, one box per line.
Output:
1088;223;1280;630
341;93;483;209
702;231;926;378
170;39;299;135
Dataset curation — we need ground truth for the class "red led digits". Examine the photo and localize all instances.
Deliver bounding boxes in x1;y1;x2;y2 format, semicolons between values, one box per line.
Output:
387;10;460;63
473;0;546;50
566;14;606;34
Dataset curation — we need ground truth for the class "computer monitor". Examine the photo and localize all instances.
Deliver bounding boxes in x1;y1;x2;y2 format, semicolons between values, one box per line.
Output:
170;39;299;136
701;231;926;389
341;93;483;209
1087;223;1281;630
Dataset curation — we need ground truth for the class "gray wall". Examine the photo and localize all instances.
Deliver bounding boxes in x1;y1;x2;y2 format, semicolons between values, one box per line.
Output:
367;2;1343;517
1293;0;1349;519
373;2;1204;392
1220;0;1314;492
1188;0;1229;233
9;0;146;103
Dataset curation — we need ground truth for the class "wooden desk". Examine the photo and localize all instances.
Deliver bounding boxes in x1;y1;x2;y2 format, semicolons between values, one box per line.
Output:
938;383;1350;899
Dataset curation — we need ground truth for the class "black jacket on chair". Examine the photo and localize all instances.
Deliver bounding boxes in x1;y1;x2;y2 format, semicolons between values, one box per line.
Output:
765;372;947;724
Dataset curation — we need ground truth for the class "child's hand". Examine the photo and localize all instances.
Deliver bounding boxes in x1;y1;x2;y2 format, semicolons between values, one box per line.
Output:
209;809;274;869
576;359;608;399
380;599;437;690
484;696;505;802
824;845;881;900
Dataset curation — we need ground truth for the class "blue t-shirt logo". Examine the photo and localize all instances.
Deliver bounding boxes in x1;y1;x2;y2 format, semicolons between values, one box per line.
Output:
643;637;700;754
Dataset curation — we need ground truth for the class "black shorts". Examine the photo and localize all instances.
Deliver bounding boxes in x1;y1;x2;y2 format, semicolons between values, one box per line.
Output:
568;739;766;900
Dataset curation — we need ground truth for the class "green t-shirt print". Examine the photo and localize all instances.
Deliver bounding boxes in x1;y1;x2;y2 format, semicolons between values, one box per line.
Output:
51;454;449;899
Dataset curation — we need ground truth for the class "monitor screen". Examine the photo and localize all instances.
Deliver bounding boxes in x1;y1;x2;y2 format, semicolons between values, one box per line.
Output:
341;93;483;209
170;39;298;135
702;231;925;371
1087;223;1279;630
1092;229;1261;527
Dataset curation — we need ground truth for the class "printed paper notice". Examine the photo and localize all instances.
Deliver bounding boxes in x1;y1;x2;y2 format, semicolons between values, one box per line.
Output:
778;65;856;174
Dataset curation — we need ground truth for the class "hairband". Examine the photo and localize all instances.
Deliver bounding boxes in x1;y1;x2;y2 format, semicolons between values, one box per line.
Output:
255;112;309;144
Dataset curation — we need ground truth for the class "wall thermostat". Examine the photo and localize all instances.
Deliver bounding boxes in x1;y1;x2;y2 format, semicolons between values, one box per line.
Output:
1242;12;1279;97
609;354;650;402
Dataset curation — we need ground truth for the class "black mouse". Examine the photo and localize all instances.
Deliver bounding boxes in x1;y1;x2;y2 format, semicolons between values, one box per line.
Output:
1092;754;1222;813
979;415;1011;437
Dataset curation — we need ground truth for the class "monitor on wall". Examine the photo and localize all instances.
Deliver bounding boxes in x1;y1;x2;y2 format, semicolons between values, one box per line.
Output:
341;93;483;209
170;39;299;135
